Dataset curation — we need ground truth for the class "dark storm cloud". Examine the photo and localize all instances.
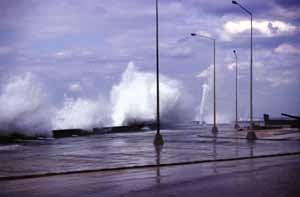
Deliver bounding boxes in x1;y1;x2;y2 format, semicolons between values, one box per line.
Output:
184;0;274;17
274;0;300;8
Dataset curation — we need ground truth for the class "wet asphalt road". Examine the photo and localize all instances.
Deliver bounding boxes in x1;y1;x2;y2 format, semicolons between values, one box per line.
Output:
1;155;300;197
0;127;300;178
1;126;300;196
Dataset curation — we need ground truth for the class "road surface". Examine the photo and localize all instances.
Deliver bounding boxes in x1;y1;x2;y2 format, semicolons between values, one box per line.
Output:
1;155;300;196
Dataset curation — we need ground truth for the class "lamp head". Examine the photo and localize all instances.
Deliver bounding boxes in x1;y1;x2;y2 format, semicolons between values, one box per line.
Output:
232;1;238;4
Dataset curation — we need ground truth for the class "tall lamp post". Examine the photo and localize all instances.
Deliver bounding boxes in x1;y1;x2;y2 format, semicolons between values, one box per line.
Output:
233;50;240;129
191;33;218;133
232;1;256;140
153;0;164;146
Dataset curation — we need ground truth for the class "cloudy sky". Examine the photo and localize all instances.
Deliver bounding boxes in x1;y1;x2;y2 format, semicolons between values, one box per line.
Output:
0;0;299;123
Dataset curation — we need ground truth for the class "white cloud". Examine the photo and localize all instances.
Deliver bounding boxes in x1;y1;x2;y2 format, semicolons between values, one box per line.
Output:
163;1;185;16
68;83;82;92
264;70;298;87
195;31;212;38
54;50;72;59
224;20;297;37
274;43;300;54
165;46;193;57
53;48;94;60
79;49;93;57
227;62;236;71
0;46;13;55
196;65;212;78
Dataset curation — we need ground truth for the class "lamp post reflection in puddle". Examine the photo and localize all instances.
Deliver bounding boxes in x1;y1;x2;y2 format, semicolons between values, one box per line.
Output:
212;132;218;174
248;140;255;172
235;135;240;158
155;145;163;185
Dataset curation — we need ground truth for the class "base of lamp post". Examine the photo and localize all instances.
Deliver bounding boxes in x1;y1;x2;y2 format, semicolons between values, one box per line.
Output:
234;123;240;129
212;125;218;133
246;131;257;140
153;133;164;146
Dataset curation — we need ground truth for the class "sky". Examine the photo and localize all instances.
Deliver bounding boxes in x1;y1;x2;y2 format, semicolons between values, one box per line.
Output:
0;0;300;127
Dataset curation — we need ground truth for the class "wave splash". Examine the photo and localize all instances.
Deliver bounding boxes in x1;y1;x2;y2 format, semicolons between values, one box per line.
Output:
52;96;109;130
0;62;193;137
0;73;52;136
111;62;192;126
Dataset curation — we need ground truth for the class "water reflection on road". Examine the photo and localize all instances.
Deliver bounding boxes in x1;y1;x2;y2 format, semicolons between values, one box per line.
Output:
0;125;300;178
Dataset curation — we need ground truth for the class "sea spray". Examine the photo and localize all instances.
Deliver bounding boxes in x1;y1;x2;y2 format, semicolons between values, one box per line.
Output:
199;83;209;123
196;64;233;124
0;73;52;136
0;62;195;137
111;62;193;126
52;95;110;130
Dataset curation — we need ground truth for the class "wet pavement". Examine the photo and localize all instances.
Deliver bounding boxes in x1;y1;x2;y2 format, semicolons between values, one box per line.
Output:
1;154;300;197
0;125;299;179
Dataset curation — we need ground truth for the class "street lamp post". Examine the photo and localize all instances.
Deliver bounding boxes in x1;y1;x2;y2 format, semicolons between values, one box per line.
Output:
232;1;256;140
191;33;218;133
233;50;239;129
153;0;164;146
